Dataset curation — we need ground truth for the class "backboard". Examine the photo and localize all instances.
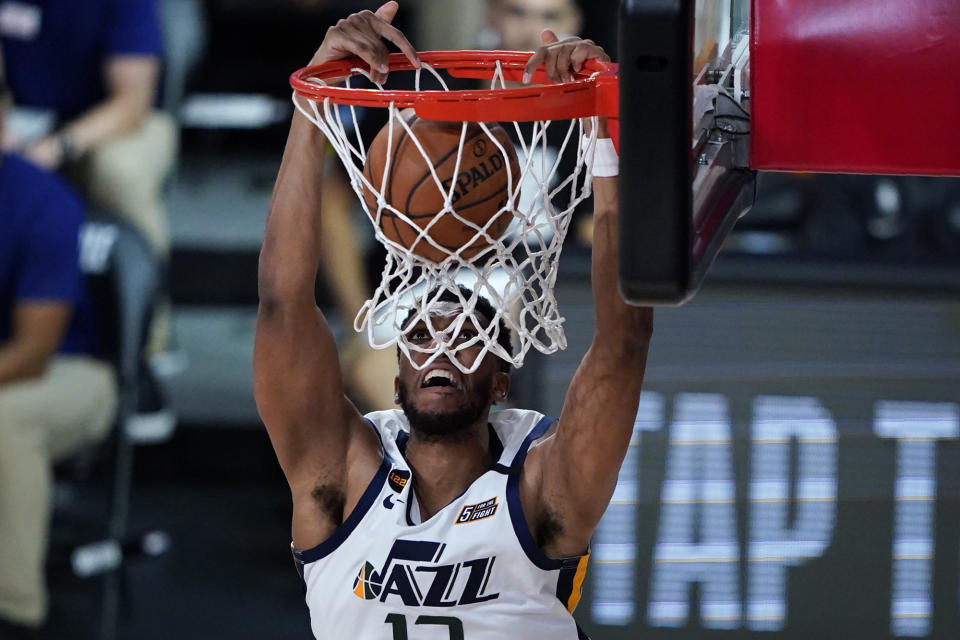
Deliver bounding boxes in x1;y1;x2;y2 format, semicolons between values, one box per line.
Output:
618;0;754;305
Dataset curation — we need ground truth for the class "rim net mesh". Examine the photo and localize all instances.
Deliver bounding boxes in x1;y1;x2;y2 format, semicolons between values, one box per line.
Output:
294;59;601;373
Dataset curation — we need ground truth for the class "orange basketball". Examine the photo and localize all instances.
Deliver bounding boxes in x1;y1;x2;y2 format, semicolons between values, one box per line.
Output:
362;109;519;263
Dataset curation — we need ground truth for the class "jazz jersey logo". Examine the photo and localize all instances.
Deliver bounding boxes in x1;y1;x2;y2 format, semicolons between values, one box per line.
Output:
353;540;499;607
455;497;498;524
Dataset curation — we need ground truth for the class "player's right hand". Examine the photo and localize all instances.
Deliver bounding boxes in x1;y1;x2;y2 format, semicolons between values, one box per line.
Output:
526;30;612;139
309;1;420;85
523;29;610;85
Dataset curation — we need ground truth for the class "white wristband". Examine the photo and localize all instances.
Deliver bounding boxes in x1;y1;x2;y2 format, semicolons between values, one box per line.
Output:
582;136;619;177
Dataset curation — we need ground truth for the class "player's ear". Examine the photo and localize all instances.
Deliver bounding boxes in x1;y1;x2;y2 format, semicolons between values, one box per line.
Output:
491;371;510;404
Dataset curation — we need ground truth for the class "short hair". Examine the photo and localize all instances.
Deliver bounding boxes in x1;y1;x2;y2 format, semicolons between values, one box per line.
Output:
398;285;513;373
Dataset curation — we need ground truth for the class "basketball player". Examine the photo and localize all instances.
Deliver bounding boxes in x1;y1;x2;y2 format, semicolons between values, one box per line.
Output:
254;2;652;637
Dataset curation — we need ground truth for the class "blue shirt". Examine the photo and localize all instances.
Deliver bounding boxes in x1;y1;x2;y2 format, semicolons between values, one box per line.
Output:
0;0;162;119
0;153;99;356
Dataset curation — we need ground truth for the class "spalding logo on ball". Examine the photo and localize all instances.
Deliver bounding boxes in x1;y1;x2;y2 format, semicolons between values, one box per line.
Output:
362;108;520;263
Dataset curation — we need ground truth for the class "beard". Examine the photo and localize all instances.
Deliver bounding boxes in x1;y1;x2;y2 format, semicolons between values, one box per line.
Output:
397;381;489;442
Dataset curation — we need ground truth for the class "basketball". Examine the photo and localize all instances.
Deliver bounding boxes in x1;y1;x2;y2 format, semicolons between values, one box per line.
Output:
362;109;520;263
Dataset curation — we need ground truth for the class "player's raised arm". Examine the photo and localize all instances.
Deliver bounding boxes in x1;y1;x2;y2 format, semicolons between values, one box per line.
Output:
522;32;654;558
254;2;420;541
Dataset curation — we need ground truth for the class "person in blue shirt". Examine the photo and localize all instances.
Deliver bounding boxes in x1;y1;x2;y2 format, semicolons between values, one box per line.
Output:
0;72;117;635
0;0;175;260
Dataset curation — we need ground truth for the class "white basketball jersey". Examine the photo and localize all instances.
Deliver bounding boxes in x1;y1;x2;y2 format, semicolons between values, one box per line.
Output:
293;408;591;640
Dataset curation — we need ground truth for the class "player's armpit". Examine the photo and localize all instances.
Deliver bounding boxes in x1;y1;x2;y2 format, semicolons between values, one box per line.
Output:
254;299;386;547
287;408;383;551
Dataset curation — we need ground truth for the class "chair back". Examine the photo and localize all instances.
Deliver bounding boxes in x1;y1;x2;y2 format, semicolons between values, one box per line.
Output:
79;220;160;416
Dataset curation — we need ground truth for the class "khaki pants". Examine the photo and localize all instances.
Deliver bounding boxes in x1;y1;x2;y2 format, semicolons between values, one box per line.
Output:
68;111;178;260
0;357;117;627
67;111;178;353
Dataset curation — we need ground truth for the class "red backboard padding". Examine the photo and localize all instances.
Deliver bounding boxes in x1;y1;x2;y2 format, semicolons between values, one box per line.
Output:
750;0;960;176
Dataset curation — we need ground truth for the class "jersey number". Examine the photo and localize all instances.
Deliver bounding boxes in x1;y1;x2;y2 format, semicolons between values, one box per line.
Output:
384;613;464;640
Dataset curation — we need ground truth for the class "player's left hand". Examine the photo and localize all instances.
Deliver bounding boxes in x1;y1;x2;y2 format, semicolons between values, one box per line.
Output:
308;1;419;85
522;30;610;85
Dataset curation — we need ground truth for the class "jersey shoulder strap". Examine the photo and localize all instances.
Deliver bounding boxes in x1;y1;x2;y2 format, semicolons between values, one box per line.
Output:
490;409;557;473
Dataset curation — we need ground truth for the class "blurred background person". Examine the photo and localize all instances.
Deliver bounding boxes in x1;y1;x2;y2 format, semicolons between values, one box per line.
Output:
0;63;117;638
482;0;582;51
0;0;173;258
0;0;176;354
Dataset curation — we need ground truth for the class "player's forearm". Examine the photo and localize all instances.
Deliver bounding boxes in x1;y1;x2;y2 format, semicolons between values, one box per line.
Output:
590;177;653;355
259;111;327;305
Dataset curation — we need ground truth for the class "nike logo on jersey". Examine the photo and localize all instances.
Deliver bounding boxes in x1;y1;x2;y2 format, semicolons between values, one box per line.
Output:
352;539;499;607
383;495;406;509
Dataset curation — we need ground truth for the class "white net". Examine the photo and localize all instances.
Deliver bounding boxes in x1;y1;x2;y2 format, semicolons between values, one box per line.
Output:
294;59;601;374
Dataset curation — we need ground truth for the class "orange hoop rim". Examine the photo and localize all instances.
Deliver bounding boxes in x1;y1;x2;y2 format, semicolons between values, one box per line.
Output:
290;50;619;123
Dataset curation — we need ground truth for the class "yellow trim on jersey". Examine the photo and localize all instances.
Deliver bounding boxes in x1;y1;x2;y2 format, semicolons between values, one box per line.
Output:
566;553;591;612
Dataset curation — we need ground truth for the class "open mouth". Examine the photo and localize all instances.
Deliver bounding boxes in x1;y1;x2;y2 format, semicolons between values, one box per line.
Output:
421;369;459;390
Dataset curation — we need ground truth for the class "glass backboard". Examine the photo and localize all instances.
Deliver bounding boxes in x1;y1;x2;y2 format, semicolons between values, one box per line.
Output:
618;0;754;305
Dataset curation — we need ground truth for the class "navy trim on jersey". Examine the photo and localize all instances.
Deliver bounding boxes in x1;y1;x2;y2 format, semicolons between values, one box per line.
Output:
396;428;410;456
405;484;418;526
293;456;391;564
555;558;586;610
509;415;555;469
576;624;591;639
506;416;584;572
291;544;307;595
393;429;419;525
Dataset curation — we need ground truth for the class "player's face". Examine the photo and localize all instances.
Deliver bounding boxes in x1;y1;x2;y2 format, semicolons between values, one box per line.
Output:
488;0;582;52
396;314;507;438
